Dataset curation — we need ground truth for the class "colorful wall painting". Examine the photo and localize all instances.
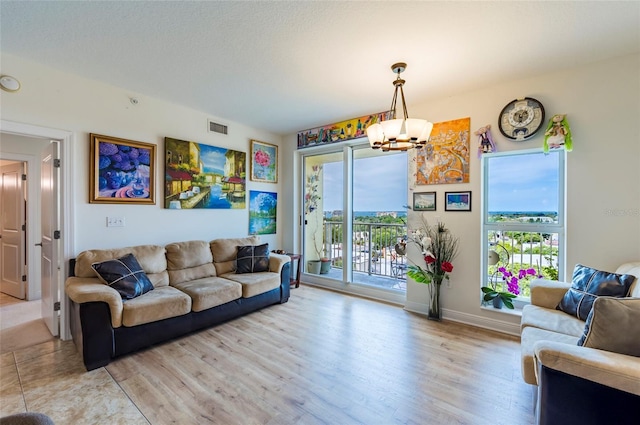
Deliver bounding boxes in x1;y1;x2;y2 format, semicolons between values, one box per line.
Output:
89;133;156;204
412;117;470;185
297;111;392;149
250;139;278;183
248;190;277;235
164;137;246;209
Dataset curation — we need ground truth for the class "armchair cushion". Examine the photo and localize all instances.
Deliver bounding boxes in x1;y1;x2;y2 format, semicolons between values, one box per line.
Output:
557;264;635;320
91;253;154;300
577;297;640;357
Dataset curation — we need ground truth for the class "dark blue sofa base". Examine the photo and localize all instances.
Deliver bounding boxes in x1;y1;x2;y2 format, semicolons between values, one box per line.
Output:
537;364;638;425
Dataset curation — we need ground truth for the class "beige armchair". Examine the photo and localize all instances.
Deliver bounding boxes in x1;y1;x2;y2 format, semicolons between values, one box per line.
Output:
520;262;640;425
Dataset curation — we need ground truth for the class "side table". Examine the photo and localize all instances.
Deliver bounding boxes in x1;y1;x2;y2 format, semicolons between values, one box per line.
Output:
286;253;302;288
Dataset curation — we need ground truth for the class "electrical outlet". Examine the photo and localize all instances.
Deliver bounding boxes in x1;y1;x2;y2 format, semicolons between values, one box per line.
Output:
106;216;125;227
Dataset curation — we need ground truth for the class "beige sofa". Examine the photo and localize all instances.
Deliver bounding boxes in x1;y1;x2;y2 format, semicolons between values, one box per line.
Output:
65;236;291;370
520;261;640;424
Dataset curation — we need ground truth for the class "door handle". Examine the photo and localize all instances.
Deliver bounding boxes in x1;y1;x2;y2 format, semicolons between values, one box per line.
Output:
35;242;43;247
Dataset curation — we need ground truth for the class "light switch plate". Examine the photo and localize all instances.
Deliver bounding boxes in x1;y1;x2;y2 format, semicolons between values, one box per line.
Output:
106;216;125;227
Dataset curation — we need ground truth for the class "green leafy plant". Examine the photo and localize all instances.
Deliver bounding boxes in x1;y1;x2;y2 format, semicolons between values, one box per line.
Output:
481;286;517;309
482;267;538;309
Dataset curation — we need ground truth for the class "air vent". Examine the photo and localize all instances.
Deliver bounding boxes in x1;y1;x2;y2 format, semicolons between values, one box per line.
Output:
208;120;228;135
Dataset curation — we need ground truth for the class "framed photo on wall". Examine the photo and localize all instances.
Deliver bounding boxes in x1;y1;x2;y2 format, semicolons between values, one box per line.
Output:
444;191;472;211
250;140;278;183
89;133;156;204
413;192;436;211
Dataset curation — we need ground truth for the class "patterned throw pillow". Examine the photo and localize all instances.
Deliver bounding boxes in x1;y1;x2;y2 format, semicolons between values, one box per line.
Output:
236;243;269;274
91;253;154;299
557;264;635;320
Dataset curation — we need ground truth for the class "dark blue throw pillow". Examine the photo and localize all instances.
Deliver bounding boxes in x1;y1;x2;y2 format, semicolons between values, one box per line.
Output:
236;243;269;274
91;253;154;300
557;264;635;320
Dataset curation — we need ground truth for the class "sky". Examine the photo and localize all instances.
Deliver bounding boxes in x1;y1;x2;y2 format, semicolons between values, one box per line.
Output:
322;153;408;212
319;150;560;213
487;151;560;212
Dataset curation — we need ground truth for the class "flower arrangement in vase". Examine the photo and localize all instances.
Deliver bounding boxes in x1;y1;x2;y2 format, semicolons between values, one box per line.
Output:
406;217;459;321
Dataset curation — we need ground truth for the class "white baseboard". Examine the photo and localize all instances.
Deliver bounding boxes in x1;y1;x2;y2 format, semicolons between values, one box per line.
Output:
404;301;521;336
302;276;406;306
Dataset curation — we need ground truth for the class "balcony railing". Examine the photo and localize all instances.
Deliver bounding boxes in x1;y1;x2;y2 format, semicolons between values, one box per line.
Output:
322;220;408;281
487;230;560;297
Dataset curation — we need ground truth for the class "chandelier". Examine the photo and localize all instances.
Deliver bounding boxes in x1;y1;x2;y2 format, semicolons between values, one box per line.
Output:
367;62;433;152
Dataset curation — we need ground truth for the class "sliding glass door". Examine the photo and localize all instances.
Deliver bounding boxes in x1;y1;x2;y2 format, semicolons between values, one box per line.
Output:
302;144;407;294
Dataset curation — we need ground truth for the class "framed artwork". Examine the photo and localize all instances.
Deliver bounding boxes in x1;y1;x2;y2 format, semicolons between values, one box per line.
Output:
89;133;155;204
164;137;246;209
297;111;391;149
250;140;278;183
249;190;277;235
412;117;471;186
413;192;436;211
445;191;472;211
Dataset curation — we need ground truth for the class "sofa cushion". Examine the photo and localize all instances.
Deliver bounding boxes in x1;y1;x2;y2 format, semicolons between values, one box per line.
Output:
236;243;269;274
172;277;242;312
91;253;154;300
165;240;216;285
521;304;585;337
521;326;580;385
577;297;640;357
210;236;260;275
557;264;635;320
615;262;640;297
121;286;191;327
221;271;281;298
75;245;169;288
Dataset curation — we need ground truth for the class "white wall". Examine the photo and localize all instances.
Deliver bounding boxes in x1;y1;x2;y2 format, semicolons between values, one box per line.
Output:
283;53;640;333
0;54;285;256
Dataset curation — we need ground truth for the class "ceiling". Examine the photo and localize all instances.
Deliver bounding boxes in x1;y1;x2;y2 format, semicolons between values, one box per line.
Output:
1;1;639;136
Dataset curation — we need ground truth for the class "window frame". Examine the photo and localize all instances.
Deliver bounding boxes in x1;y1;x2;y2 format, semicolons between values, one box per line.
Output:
481;148;566;309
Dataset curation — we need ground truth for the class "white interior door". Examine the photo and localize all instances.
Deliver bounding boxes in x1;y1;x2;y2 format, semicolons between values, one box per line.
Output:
0;161;26;299
40;142;59;336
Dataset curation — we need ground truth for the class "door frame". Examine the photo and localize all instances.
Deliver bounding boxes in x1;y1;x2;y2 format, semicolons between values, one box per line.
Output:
297;143;406;305
0;120;75;340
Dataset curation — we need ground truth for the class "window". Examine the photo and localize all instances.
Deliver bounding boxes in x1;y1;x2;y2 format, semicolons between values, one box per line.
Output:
482;149;565;306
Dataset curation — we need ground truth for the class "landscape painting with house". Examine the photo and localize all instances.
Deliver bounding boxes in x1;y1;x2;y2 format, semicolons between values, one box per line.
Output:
164;137;246;209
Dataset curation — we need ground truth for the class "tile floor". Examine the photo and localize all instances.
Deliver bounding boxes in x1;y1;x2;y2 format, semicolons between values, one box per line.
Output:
1;339;149;423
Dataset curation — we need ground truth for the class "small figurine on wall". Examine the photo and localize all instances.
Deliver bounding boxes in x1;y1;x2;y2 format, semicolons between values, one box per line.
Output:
475;124;496;157
543;114;573;152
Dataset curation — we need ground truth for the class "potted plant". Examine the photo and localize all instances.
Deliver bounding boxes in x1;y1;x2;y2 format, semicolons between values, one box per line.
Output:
481;286;517;309
307;259;321;274
482;267;537;309
305;165;323;274
319;257;331;274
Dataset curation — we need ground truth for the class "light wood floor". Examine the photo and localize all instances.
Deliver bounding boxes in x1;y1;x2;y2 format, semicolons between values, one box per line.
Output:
2;285;535;424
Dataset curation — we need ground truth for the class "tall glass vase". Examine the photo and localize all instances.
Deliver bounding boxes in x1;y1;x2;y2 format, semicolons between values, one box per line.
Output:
428;281;442;321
